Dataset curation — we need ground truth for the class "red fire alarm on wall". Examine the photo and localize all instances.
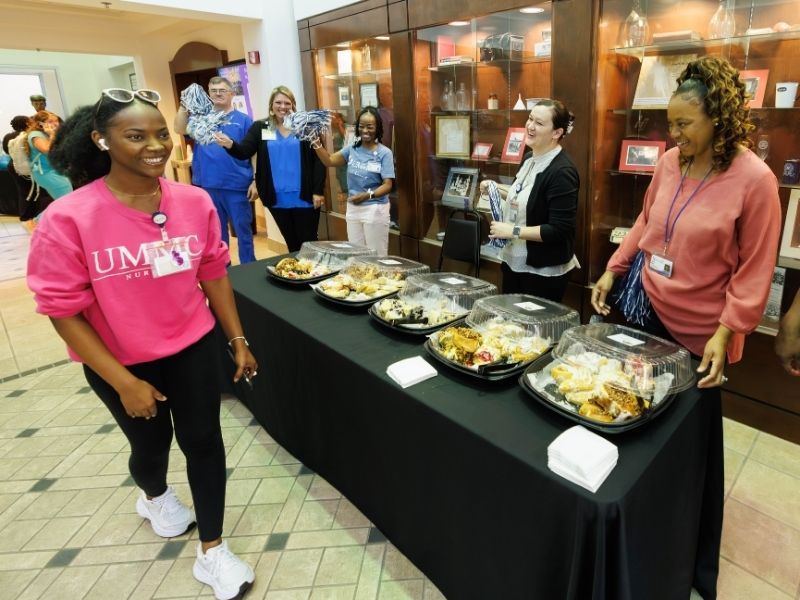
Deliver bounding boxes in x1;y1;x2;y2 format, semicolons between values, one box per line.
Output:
247;51;260;65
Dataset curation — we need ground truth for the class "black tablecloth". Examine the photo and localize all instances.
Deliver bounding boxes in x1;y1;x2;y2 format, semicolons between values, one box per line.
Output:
230;260;718;600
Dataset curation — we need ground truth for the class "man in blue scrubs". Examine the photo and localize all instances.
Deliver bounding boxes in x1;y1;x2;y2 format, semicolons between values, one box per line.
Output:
175;76;256;263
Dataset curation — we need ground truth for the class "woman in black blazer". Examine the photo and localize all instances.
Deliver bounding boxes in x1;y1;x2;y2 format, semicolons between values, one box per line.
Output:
483;99;579;302
215;86;326;252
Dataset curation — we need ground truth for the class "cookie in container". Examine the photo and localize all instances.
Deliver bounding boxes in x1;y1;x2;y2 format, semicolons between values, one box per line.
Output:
311;255;429;305
371;272;498;334
425;293;580;380
522;323;694;431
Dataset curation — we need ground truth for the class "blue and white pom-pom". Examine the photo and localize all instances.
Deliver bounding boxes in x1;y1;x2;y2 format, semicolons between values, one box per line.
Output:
613;249;651;326
284;110;332;143
180;83;230;145
486;181;507;249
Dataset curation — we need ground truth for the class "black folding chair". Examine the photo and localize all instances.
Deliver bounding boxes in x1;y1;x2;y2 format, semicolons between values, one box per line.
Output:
437;209;482;277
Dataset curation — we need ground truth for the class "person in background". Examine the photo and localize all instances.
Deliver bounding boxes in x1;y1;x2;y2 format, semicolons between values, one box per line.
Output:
776;290;800;375
311;106;395;254
38;89;257;600
175;76;256;263
215;85;325;253
482;99;579;302
591;56;781;599
30;94;46;113
3;115;52;221
25;110;73;203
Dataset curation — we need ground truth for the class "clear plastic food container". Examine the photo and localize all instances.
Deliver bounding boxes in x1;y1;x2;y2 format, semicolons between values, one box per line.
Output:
343;255;430;281
372;273;496;329
428;294;579;373
296;240;376;271
527;323;694;425
316;256;427;302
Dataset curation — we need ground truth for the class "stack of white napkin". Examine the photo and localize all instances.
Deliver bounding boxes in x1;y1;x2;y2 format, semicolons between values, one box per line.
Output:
386;356;438;388
547;425;618;493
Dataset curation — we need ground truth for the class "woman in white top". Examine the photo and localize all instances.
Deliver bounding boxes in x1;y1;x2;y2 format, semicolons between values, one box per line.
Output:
483;99;579;302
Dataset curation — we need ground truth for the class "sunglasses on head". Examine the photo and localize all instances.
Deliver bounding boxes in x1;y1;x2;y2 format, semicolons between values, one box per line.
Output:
101;88;161;104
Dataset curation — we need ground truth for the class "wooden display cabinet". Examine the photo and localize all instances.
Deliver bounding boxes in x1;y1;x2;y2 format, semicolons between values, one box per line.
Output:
590;0;800;441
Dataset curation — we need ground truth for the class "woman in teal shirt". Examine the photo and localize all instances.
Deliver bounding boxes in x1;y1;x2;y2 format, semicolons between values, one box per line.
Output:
26;110;73;202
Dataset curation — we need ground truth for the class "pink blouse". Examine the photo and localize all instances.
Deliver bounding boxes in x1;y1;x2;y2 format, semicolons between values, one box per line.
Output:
607;147;781;362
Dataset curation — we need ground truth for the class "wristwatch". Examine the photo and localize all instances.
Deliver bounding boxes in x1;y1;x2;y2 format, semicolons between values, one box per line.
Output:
512;225;521;239
368;188;374;199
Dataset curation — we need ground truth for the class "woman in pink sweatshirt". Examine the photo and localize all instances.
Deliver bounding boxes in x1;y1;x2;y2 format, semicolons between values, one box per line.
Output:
591;57;781;600
27;90;257;600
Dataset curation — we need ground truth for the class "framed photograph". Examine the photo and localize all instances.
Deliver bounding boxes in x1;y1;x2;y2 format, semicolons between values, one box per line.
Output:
359;82;378;108
442;167;480;210
779;189;800;269
500;127;527;163
435;115;471;158
632;54;697;109
338;85;350;107
471;142;493;161
542;30;551;41
739;69;769;108
618;139;666;172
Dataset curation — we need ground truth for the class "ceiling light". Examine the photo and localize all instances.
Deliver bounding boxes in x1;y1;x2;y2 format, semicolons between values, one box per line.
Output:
374;36;390;40
449;21;470;27
520;7;545;13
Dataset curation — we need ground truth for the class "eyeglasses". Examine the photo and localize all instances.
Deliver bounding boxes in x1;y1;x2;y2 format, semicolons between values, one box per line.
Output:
209;88;232;95
100;88;161;104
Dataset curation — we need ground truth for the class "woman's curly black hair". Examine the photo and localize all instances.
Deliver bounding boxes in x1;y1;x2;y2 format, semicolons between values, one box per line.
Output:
50;96;160;189
673;56;754;172
353;106;383;148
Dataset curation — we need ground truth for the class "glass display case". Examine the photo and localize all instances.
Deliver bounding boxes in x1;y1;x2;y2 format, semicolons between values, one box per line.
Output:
590;0;800;307
413;5;554;247
312;37;395;218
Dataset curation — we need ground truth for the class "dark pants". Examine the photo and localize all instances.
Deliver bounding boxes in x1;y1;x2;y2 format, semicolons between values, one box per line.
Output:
501;262;571;302
627;305;724;600
83;330;226;542
270;207;320;252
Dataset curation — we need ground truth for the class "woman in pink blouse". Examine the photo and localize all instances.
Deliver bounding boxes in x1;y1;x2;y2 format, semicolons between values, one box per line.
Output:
592;57;781;600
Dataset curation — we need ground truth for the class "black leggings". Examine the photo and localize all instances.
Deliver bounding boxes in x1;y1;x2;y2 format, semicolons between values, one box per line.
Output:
270;207;320;252
84;330;226;542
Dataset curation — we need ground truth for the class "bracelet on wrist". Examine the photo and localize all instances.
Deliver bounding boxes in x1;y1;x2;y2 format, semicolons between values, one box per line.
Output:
228;336;249;348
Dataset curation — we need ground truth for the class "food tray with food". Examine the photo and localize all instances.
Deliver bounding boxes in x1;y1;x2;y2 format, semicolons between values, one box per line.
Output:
520;323;694;432
265;255;336;284
369;272;497;334
424;294;580;380
310;256;428;306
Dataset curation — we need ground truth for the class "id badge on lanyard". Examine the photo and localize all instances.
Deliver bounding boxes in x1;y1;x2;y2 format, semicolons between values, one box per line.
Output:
144;211;192;278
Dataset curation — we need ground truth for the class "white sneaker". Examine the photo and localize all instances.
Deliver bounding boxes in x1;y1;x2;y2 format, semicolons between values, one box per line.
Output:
135;486;196;538
193;540;255;600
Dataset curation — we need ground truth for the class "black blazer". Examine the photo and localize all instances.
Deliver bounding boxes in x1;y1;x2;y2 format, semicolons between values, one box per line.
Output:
523;149;579;268
224;119;326;209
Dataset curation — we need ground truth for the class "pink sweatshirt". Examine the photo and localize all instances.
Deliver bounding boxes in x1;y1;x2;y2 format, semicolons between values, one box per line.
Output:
607;147;781;363
27;178;230;365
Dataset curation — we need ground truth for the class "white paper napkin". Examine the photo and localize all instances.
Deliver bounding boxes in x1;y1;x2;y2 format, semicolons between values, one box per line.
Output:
547;425;618;493
386;356;438;388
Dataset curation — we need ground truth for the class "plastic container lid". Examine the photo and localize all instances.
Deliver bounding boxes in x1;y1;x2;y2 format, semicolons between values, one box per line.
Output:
466;294;580;342
296;240;376;270
343;255;430;280
398;272;497;311
551;323;694;396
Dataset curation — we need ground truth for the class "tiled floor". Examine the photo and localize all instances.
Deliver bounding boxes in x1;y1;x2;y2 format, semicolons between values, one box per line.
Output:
1;216;799;599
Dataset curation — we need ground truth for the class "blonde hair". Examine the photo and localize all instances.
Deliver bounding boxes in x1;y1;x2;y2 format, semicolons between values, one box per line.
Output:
24;110;60;157
268;86;296;128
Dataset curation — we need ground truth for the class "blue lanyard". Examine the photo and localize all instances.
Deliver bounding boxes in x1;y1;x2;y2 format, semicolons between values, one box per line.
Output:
663;163;712;253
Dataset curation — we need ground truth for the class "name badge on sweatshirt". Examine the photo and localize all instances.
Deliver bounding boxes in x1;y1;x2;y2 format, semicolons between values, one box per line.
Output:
144;237;192;278
649;253;673;278
366;161;382;173
262;129;276;141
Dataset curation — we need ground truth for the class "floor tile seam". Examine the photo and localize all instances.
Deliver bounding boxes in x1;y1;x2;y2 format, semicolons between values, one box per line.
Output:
721;553;799;597
0;359;72;384
725;495;800;535
723;454;748;502
744;450;800;480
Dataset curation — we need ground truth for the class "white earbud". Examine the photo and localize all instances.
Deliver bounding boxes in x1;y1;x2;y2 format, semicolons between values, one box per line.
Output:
98;138;109;151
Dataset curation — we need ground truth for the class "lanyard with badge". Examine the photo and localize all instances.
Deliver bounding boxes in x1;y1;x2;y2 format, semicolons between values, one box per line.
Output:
649;162;712;278
143;211;192;278
508;158;536;224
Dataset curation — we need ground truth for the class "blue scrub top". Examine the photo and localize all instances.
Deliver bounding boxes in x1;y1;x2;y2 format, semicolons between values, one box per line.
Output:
267;129;308;209
191;110;253;191
340;143;394;205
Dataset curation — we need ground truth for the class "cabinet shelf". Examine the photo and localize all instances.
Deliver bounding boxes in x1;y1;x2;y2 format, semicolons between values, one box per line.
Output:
612;29;800;56
428;57;551;72
607;169;654;177
430;109;530;115
321;68;391;80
